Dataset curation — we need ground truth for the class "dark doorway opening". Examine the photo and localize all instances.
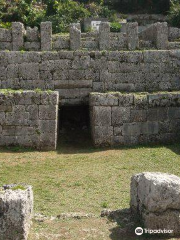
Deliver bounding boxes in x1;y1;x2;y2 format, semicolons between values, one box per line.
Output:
58;105;92;147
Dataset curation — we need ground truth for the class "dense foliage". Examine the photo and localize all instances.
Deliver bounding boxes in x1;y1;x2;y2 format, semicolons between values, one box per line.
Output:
168;0;180;28
110;22;121;32
109;0;170;14
45;0;90;33
0;0;45;27
0;0;116;33
0;0;172;33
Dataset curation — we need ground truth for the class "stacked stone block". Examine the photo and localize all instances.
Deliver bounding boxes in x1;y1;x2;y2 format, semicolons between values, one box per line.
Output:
127;22;139;50
0;50;180;105
0;184;33;240
109;32;127;51
90;92;180;146
169;27;180;41
70;24;81;50
1;21;180;51
156;22;168;49
0;28;12;50
99;22;110;50
0;90;58;150
12;22;25;51
40;22;52;51
139;22;168;49
131;172;180;236
52;35;70;50
81;32;99;51
24;26;40;51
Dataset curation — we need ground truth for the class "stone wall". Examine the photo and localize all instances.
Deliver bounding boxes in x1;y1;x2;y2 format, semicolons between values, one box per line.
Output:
90;92;180;146
1;50;180;105
2;21;180;52
0;90;58;149
0;28;12;50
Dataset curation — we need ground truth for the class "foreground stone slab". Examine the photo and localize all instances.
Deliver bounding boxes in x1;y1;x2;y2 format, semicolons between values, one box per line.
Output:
0;184;33;240
131;172;180;236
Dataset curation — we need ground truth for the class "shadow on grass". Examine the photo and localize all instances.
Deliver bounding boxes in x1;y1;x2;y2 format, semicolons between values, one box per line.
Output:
108;209;175;240
0;146;35;154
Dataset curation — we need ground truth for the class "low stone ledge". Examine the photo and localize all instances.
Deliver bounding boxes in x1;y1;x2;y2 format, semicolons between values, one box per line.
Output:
0;184;33;240
130;172;180;236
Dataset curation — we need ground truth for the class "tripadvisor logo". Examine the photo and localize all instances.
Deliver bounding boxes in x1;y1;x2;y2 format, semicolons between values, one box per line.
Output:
135;227;143;235
135;227;173;235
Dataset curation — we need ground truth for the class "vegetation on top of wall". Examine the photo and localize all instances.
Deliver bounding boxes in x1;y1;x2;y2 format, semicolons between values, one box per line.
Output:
168;0;180;28
110;22;121;32
0;0;116;33
0;0;45;28
0;0;172;33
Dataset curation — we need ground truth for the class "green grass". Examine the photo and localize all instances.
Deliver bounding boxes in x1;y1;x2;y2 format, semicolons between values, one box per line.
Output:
1;141;180;239
0;142;180;216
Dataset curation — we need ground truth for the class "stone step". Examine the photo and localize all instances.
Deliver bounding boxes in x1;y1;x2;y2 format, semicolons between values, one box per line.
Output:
81;40;98;50
168;41;180;49
81;37;97;41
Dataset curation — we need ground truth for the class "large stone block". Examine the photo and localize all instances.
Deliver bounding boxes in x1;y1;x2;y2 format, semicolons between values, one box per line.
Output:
0;29;12;42
112;107;130;126
91;106;111;126
24;42;40;51
130;110;147;122
0;184;33;240
140;22;168;50
99;22;110;50
156;22;168;50
92;126;113;146
131;172;180;236
26;26;39;42
126;22;139;50
18;63;39;80
39;105;58;120
89;93;118;106
40;22;52;51
118;93;134;107
70;24;81;50
12;22;25;51
122;122;158;136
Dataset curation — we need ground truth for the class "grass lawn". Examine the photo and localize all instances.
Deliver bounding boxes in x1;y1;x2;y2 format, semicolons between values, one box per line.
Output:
1;137;180;239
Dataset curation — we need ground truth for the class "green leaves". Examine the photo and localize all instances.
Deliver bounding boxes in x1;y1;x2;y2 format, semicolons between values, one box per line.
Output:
110;22;121;32
0;0;115;34
0;0;45;27
168;0;180;28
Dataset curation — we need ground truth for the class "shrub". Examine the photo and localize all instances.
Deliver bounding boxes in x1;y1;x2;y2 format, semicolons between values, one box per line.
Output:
45;0;90;33
85;2;116;19
0;22;11;29
0;0;45;28
168;0;180;28
0;0;117;33
110;22;121;32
